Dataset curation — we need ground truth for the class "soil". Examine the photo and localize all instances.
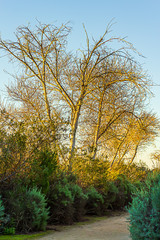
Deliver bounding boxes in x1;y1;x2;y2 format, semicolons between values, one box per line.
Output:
37;212;131;240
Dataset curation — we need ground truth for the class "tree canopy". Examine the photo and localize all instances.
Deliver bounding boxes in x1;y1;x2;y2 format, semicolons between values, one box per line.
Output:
0;22;159;173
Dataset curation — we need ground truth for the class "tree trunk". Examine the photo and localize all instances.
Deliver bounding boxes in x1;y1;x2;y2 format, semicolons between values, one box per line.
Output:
68;95;84;170
92;88;105;159
129;143;140;165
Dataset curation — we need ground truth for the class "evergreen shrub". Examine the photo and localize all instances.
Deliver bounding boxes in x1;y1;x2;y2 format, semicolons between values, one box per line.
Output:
128;173;160;240
69;183;88;221
0;196;5;233
112;175;134;209
47;174;75;224
47;171;88;224
3;186;49;233
28;149;58;194
0;195;11;234
101;181;118;212
85;187;104;215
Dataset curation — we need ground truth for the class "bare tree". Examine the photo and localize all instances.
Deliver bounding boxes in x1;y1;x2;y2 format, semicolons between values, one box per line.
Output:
0;22;155;170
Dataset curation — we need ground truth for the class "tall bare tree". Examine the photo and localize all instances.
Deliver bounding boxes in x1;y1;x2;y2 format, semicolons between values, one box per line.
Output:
0;22;155;169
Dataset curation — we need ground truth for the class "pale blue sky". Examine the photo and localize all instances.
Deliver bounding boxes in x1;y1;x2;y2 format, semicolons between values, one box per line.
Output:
0;0;160;166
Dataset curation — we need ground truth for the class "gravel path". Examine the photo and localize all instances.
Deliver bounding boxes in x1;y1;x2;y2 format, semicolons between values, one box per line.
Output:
37;213;131;240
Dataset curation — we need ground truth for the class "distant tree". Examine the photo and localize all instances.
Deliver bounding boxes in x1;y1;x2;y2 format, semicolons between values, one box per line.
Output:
151;150;160;169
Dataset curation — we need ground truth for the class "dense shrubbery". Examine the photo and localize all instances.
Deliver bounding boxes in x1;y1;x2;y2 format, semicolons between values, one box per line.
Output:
0;104;150;235
112;175;134;210
85;187;104;215
47;172;88;224
0;196;6;233
101;181;118;212
69;183;88;222
0;147;150;235
128;173;160;240
27;149;58;194
47;174;75;224
0;164;143;235
1;184;49;233
47;170;135;224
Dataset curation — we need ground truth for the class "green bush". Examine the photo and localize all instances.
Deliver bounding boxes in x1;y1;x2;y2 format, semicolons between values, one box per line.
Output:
112;175;134;210
47;171;88;224
28;149;58;194
4;186;49;233
101;181;118;212
0;128;27;182
85;187;104;215
0;196;5;233
69;184;88;221
128;173;160;240
94;175;134;213
26;188;49;231
47;174;74;224
3;227;16;235
0;195;11;234
2;217;16;235
0;195;4;217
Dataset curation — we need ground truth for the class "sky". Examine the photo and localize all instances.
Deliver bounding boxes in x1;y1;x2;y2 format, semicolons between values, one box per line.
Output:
0;0;160;167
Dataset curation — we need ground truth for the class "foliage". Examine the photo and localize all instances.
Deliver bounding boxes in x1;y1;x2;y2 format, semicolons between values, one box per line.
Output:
85;187;104;215
47;172;75;224
72;156;110;188
101;181;118;212
71;156;145;214
0;196;5;233
112;174;134;209
26;187;49;231
151;150;160;169
47;170;89;224
0;196;11;234
0;125;27;181
128;173;160;239
69;183;88;222
72;156;148;189
3;227;15;235
0;111;58;184
28;149;58;194
0;196;4;219
3;185;49;233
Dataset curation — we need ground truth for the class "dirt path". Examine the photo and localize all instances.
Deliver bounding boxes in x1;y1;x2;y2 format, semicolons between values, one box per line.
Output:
38;213;131;240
